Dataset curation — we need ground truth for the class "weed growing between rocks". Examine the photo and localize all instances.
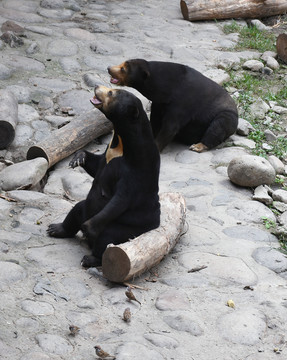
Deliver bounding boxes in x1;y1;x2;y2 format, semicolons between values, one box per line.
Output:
222;18;287;253
223;20;276;52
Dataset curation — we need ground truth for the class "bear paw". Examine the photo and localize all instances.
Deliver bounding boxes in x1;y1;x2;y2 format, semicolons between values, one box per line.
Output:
81;255;102;268
69;151;86;168
47;223;70;238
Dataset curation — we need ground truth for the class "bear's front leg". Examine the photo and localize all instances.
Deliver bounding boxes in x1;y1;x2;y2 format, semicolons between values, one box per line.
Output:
47;200;86;239
47;223;72;238
81;254;102;268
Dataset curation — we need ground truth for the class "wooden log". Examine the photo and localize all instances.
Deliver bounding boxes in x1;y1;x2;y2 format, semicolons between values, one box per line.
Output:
26;110;113;168
102;192;186;283
180;0;287;21
276;34;287;64
0;89;18;150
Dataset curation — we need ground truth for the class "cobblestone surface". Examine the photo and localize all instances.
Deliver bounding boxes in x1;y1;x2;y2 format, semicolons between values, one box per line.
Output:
0;1;287;359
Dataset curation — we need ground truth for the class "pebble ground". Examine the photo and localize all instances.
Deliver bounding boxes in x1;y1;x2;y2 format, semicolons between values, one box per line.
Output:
0;1;286;359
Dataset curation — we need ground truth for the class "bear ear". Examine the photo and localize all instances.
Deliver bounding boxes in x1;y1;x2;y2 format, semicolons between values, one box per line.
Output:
128;104;139;119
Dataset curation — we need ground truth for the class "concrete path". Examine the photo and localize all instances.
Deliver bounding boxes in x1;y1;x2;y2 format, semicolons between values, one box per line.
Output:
0;1;286;359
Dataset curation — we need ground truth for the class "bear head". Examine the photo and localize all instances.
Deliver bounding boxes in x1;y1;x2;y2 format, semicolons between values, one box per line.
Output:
108;59;150;88
90;85;143;133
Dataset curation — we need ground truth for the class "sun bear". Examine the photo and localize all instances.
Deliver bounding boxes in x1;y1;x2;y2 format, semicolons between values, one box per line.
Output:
47;85;160;268
108;59;238;152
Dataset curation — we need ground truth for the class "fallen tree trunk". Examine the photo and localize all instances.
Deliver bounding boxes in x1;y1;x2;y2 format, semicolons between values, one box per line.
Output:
180;0;287;21
0;89;18;150
102;192;186;283
26;110;113;168
276;34;287;63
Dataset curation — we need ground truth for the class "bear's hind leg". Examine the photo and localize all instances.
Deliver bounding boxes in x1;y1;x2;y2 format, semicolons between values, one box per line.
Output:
199;110;238;150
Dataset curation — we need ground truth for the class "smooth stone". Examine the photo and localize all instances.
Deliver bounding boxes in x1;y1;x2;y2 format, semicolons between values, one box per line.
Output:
272;189;287;204
252;247;287;274
6;85;31;103
261;51;277;62
250;19;270;31
181;224;219;246
0;261;26;289
204;68;230;85
155;289;190;311
0;63;12;79
268;155;285;174
47;39;78;56
15;317;39;332
64;28;96;41
229;135;256;149
25;25;53;36
0;8;43;23
0;158;48;191
279;211;287;227
163;313;203;335
59;57;81;73
227;155;276;187
28;77;76;92
211;190;240;206
3;55;45;71
161;273;211;288
21;299;54;315
116;342;164;360
61;277;91;299
264;128;277;142
236;118;254;136
242;60;264;72
44;115;70;128
20;351;50;360
0;230;31;244
249;99;269;120
223;225;277;243
36;334;73;355
211;147;248;166
77;299;95;309
227;199;276;224
11;124;34;147
18;104;39;123
217;309;266;345
272;105;287;114
266;56;280;70
57;89;92;115
273;201;287;213
179;251;258;286
66;311;98;327
37;8;74;20
252;185;273;205
175;150;201;164
144;333;179;349
25;244;87;273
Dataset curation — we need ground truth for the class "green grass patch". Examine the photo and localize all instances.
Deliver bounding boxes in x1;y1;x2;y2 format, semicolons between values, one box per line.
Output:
222;20;276;52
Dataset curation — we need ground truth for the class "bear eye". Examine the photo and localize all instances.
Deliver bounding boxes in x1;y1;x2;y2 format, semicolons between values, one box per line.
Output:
120;67;125;73
108;90;113;96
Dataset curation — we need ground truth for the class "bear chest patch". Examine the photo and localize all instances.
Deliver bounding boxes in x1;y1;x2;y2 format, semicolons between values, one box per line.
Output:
106;132;123;164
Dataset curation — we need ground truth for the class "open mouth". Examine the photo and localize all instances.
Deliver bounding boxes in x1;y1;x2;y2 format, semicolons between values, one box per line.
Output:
90;94;102;107
110;77;119;85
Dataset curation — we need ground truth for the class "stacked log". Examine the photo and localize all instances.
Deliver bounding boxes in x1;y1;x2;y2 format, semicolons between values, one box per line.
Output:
276;34;287;64
0;89;18;150
180;0;287;21
27;110;113;168
102;192;186;283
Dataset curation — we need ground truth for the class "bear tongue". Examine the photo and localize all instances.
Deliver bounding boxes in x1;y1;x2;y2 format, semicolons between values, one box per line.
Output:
90;96;102;105
110;77;119;84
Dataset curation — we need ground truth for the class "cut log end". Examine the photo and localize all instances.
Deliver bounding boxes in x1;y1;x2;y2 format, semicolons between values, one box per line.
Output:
276;33;287;64
102;246;131;283
0;121;15;150
27;146;49;164
180;0;189;21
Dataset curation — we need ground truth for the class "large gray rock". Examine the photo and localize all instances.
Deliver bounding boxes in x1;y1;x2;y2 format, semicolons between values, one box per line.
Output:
0;158;48;191
227;155;276;187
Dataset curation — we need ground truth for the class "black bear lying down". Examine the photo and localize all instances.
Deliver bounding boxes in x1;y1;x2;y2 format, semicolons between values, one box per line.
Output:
108;59;238;152
47;86;160;267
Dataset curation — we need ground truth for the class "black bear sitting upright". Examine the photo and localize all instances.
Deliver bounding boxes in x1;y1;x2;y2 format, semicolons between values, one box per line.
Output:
108;59;238;152
47;85;160;267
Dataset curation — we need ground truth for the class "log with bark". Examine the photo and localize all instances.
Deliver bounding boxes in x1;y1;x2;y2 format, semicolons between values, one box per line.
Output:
26;110;113;168
102;192;186;283
276;33;287;64
180;0;287;22
0;89;18;150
